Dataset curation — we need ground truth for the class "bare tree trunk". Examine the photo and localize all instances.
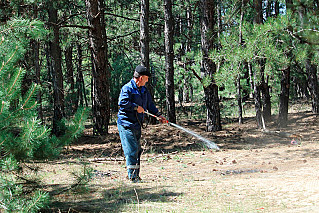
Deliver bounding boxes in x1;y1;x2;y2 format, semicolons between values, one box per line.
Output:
140;0;150;83
65;45;76;115
237;0;245;125
307;56;319;113
140;0;156;124
86;0;110;135
253;0;263;24
75;42;83;110
278;0;294;127
200;0;221;132
33;39;44;123
164;0;176;123
236;75;243;124
253;0;272;124
278;67;290;127
249;63;263;128
140;0;150;67
260;59;272;121
47;2;65;136
275;1;280;16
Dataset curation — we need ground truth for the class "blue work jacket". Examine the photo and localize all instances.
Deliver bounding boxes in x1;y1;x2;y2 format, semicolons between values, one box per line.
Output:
117;79;160;129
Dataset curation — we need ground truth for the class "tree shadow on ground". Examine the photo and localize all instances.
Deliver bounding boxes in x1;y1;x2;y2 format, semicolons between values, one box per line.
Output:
42;184;182;213
59;110;319;160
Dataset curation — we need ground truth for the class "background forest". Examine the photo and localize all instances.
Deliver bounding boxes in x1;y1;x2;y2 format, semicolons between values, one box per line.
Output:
0;0;319;212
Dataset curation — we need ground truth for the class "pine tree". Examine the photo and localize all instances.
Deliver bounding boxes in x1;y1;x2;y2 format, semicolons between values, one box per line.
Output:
0;19;88;212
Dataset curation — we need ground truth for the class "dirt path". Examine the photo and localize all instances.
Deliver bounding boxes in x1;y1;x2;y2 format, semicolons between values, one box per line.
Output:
34;111;319;212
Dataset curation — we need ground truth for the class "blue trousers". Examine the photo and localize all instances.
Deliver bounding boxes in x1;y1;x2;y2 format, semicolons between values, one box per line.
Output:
117;123;142;179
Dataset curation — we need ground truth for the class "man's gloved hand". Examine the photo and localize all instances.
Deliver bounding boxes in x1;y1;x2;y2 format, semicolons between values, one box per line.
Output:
158;115;168;124
136;106;145;113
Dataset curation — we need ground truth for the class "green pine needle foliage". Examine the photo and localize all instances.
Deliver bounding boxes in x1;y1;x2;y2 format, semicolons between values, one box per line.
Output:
0;19;88;212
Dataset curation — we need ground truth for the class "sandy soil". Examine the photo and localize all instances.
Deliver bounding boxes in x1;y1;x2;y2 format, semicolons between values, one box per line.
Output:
27;109;319;212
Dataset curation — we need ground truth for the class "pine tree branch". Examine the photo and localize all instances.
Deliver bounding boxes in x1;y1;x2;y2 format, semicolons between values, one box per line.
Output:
0;46;18;74
108;30;139;41
59;24;92;30
0;201;7;210
35;128;49;139
0;101;4;115
104;12;163;27
23;101;37;110
0;36;4;45
7;67;22;96
286;29;319;45
21;85;37;110
0;138;6;147
176;61;203;83
26;192;44;212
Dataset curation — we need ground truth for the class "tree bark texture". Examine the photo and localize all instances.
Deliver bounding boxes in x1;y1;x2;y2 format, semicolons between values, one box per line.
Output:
236;75;243;125
306;57;319;113
140;0;150;78
200;0;221;131
65;45;76;114
259;59;271;121
86;0;110;135
140;0;156;124
253;0;263;24
249;63;263;128
33;39;44;123
47;2;65;136
253;0;272;124
278;67;290;127
164;0;176;123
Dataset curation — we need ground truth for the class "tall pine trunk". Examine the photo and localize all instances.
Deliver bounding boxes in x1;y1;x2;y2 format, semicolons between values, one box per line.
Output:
140;0;150;85
260;59;272;121
237;0;245;125
306;55;319;113
164;0;176;123
249;63;263;128
86;0;110;135
200;0;221;132
33;39;43;123
278;67;290;127
47;2;65;136
140;0;156;123
253;0;272;125
278;0;294;127
65;45;76;115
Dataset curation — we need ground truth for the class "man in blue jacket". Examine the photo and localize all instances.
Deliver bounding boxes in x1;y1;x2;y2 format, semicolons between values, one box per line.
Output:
117;65;167;182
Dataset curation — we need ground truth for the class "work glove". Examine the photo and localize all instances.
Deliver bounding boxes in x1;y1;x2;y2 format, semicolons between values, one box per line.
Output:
158;115;168;124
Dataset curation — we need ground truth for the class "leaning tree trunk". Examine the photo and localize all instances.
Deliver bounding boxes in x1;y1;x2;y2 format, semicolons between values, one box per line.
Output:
47;2;65;136
200;0;221;132
86;0;110;135
164;0;176;123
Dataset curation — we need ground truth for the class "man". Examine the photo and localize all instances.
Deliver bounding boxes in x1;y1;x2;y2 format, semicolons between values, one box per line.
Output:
117;65;167;182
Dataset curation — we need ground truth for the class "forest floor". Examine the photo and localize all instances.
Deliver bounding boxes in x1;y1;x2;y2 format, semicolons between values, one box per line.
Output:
30;101;319;212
